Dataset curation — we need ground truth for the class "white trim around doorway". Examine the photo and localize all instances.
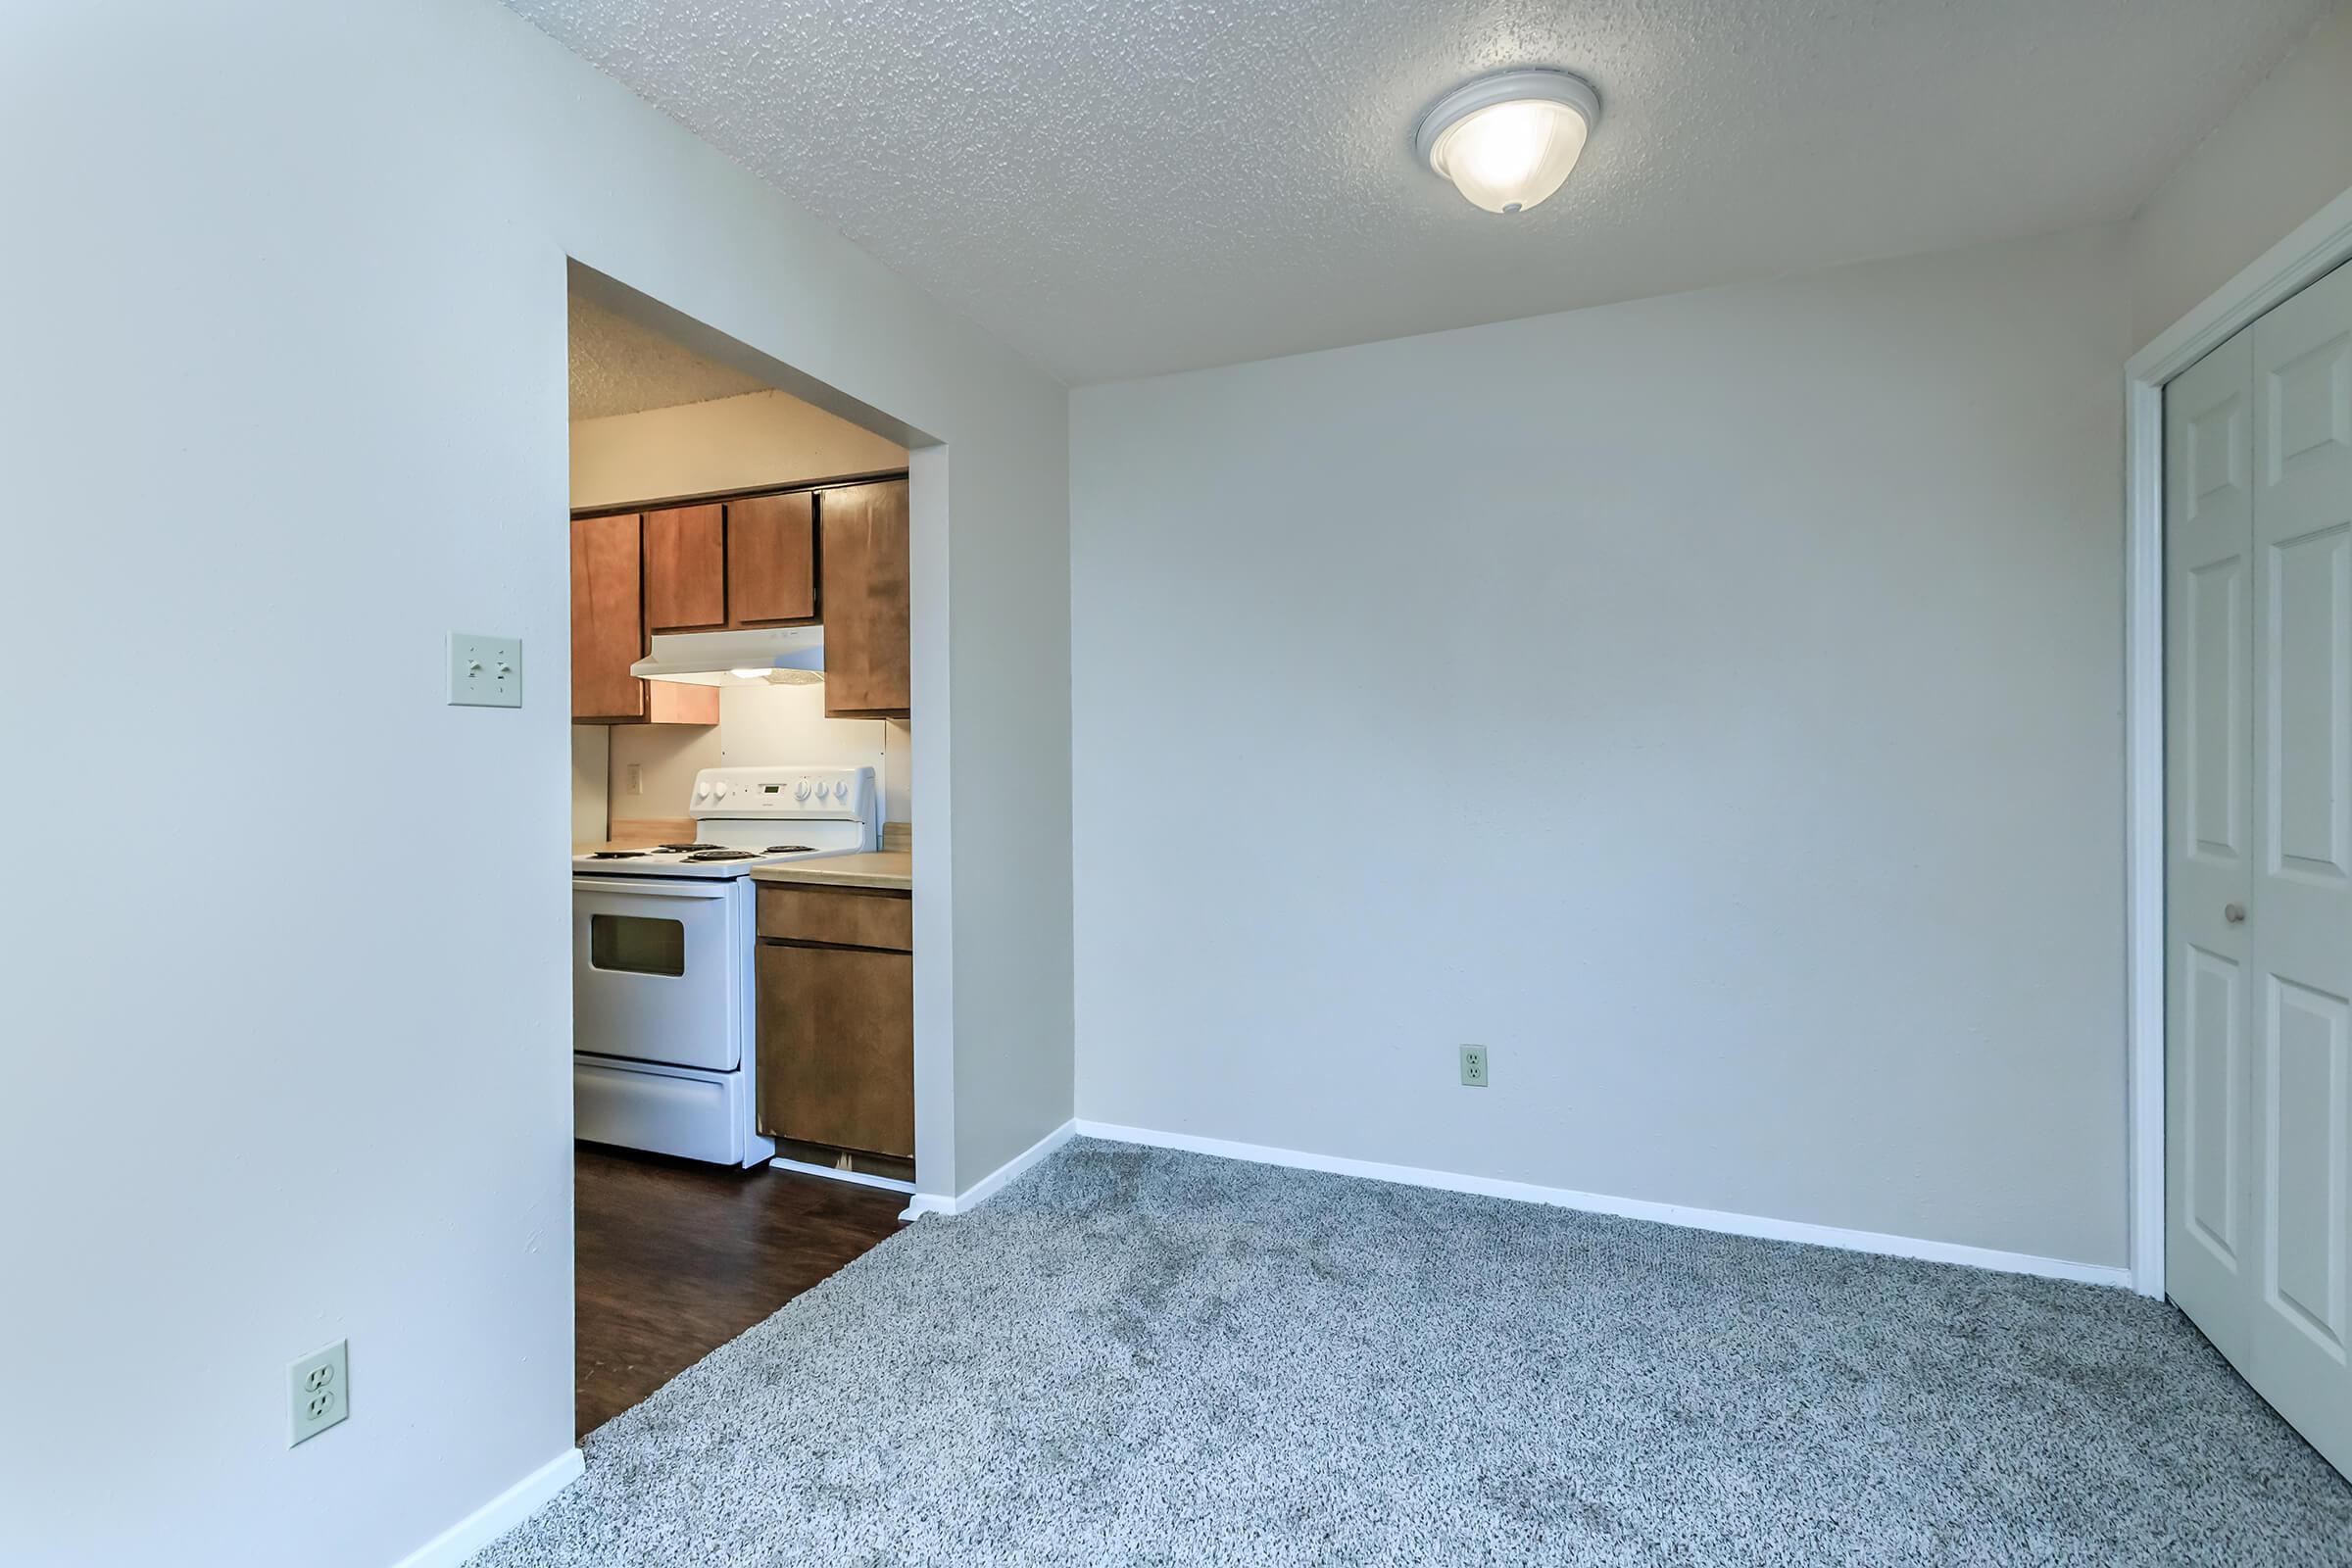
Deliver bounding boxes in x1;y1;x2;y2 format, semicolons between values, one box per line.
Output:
2122;180;2352;1300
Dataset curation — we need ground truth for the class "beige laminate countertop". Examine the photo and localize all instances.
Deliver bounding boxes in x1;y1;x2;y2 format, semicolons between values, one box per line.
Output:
750;851;912;892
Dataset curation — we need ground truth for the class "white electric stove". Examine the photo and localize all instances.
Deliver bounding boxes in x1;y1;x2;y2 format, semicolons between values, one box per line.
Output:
572;765;878;1165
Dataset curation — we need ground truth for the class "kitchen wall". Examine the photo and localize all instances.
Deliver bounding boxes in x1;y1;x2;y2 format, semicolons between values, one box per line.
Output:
571;386;906;511
2;3;1071;1564
1070;223;2132;1270
602;687;910;830
571;725;610;842
569;389;914;841
2127;0;2352;349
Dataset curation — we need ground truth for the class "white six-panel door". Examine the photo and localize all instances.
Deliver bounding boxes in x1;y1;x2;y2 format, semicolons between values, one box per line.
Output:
2167;258;2352;1475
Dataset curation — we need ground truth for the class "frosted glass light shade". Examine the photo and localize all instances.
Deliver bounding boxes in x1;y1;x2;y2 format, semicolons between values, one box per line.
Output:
1416;70;1599;215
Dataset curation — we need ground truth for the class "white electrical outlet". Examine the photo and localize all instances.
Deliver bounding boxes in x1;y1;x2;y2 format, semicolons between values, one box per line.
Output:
626;762;643;796
289;1340;350;1446
1459;1045;1490;1088
448;632;523;708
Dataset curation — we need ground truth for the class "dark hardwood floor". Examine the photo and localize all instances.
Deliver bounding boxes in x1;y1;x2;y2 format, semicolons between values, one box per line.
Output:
574;1144;906;1437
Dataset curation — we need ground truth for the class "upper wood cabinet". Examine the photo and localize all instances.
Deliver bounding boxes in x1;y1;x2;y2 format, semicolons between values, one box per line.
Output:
572;475;907;725
571;513;718;727
643;504;727;633
725;491;816;626
571;512;649;722
817;479;911;718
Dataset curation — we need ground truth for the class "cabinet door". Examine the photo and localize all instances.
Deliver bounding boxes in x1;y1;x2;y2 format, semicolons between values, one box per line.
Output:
757;939;914;1158
570;514;646;721
727;491;816;625
817;479;910;717
643;504;726;633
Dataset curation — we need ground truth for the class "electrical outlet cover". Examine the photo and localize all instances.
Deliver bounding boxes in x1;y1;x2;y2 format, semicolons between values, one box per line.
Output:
448;632;523;708
1459;1045;1490;1088
289;1340;350;1446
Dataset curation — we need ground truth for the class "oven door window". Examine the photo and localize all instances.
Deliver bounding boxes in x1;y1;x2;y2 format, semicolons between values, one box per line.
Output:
589;912;686;977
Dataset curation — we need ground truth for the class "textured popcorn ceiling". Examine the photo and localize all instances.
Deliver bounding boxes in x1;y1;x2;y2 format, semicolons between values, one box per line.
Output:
569;292;769;417
508;0;2335;384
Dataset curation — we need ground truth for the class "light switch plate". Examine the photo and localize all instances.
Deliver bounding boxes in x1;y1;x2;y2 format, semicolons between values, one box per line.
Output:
289;1339;349;1446
449;633;523;708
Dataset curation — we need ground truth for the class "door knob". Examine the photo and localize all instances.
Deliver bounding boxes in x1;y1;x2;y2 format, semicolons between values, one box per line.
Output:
2225;902;2246;924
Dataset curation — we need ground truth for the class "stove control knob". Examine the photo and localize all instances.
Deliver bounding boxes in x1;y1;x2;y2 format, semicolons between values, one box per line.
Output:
834;779;851;800
794;779;812;801
692;782;709;802
710;782;728;801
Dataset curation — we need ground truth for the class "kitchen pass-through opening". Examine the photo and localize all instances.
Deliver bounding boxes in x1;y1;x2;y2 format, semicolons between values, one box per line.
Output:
564;263;929;1438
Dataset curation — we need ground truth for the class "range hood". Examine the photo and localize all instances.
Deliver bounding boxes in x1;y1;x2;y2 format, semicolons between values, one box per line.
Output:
630;626;824;688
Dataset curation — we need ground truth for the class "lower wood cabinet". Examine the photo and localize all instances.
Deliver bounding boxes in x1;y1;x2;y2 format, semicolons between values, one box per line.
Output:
756;885;913;1159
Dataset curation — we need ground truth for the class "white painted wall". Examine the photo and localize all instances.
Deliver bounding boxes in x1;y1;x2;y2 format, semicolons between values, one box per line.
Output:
2129;0;2352;348
1071;225;2132;1269
0;3;1069;1564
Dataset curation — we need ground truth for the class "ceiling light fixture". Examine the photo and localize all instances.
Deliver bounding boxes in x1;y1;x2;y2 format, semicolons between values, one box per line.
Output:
1416;69;1600;216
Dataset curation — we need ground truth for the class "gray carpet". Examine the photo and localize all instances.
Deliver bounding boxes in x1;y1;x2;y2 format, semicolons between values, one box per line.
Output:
476;1139;2352;1566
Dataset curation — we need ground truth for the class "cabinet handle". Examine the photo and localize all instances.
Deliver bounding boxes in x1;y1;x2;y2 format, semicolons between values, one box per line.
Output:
2225;902;2246;924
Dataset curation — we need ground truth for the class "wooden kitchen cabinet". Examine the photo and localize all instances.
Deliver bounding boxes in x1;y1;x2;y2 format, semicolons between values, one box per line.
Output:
570;513;718;726
571;512;649;721
757;882;913;949
816;479;910;718
643;504;727;633
725;491;817;626
573;472;906;726
756;886;913;1159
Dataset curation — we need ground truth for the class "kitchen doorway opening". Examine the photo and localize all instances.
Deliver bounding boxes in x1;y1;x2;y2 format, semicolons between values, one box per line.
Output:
563;261;941;1437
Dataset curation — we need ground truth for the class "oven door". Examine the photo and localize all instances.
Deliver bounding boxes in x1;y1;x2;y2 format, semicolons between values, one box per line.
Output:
572;875;747;1072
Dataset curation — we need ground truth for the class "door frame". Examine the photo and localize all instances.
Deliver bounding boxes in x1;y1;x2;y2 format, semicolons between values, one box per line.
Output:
2124;180;2352;1299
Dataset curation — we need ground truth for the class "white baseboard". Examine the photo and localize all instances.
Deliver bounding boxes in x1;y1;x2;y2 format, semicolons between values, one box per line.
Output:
391;1446;583;1568
958;1117;1077;1209
1071;1119;2132;1290
898;1117;1077;1221
768;1154;916;1195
